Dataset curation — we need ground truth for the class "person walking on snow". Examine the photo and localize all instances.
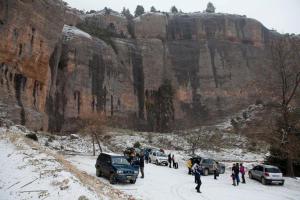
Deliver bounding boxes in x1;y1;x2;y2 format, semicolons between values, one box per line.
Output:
139;152;145;178
192;160;202;193
231;163;236;186
172;155;178;169
213;162;218;180
145;150;149;164
192;161;201;183
187;159;192;174
234;163;240;186
240;163;246;183
168;153;172;168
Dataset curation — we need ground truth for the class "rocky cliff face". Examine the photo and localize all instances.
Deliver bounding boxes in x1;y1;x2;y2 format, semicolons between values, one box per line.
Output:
0;1;286;132
0;0;66;130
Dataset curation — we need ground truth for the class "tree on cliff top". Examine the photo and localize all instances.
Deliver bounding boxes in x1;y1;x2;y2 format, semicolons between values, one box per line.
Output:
171;6;178;14
122;7;133;19
150;6;157;12
206;2;216;13
134;5;145;17
104;7;111;15
265;35;300;177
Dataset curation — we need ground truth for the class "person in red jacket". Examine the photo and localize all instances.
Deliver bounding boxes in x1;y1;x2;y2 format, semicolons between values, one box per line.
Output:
240;163;246;183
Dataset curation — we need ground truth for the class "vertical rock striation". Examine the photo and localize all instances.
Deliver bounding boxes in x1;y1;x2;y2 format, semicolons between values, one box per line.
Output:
0;2;296;132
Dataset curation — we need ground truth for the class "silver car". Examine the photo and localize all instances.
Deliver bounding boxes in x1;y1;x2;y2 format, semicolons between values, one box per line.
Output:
249;164;284;185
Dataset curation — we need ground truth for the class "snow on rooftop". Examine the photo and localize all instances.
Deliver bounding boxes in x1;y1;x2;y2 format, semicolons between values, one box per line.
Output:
62;25;92;40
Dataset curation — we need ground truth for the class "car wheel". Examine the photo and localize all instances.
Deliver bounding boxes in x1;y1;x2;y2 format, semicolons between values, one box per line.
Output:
279;181;284;186
204;169;209;176
109;174;116;184
130;179;136;184
261;177;267;185
96;168;102;177
249;172;253;179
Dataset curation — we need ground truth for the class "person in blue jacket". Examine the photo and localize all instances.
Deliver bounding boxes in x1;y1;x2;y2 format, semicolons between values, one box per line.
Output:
192;160;202;193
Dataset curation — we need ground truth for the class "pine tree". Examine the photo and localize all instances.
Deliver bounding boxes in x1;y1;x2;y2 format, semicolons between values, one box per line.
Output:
171;6;178;14
206;2;216;13
122;7;133;19
104;7;111;15
150;6;157;12
135;5;145;17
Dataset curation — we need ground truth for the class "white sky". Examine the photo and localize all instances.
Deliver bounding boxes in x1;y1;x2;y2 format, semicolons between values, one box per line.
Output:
64;0;300;34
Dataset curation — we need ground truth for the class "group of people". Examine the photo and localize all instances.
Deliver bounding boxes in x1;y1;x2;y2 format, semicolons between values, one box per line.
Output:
231;163;246;186
132;150;180;179
187;160;247;193
168;154;178;169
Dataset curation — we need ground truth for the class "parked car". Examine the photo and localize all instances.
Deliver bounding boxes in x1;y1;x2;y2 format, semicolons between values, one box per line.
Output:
95;153;139;184
248;164;284;185
187;156;225;176
149;151;168;166
200;158;225;175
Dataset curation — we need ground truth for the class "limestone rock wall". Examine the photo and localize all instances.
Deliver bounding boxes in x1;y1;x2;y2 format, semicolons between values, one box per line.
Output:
0;0;65;130
0;2;288;132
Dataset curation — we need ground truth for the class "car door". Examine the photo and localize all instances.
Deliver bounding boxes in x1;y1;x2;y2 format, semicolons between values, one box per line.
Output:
252;166;259;179
152;152;157;161
102;155;112;177
97;154;105;173
256;166;264;179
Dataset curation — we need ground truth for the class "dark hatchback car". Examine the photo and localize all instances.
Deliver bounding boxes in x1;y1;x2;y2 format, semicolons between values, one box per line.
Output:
95;153;139;184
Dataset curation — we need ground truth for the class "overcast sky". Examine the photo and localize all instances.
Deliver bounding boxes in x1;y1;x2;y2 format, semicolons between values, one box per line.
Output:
64;0;300;34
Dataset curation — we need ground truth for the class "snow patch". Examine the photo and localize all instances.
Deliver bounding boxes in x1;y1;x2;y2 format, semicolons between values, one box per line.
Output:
63;25;92;40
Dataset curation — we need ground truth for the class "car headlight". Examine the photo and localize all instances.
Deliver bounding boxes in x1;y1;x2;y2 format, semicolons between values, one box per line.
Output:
117;170;123;174
134;171;139;174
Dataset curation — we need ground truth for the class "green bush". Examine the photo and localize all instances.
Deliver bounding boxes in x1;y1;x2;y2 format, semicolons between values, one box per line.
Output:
133;141;141;148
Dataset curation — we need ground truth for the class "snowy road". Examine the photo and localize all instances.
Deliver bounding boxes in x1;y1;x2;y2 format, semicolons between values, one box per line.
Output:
67;155;300;200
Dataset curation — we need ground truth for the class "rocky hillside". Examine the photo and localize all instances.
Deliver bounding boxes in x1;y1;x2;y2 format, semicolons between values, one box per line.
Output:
0;0;290;133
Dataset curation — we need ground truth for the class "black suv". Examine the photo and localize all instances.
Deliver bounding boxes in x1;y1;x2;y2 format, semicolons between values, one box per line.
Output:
95;153;139;184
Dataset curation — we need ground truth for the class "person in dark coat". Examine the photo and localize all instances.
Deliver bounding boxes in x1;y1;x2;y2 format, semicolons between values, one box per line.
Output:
172;155;178;169
234;163;240;186
192;160;202;193
168;154;172;168
139;153;145;178
231;163;236;186
240;163;246;183
145;150;149;164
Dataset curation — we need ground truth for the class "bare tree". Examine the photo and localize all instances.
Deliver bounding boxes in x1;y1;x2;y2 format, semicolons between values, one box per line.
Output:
269;35;300;176
80;112;106;156
186;132;202;155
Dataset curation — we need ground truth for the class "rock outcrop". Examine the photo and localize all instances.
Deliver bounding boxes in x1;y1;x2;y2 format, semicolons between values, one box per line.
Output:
0;0;65;130
0;1;295;132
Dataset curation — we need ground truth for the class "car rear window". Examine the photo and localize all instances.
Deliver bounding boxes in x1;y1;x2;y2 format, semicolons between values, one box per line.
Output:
112;157;130;165
265;167;281;173
157;152;167;157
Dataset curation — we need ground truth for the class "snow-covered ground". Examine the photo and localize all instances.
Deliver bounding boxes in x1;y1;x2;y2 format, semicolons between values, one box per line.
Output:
67;155;300;200
1;123;300;200
0;138;99;200
0;128;131;200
